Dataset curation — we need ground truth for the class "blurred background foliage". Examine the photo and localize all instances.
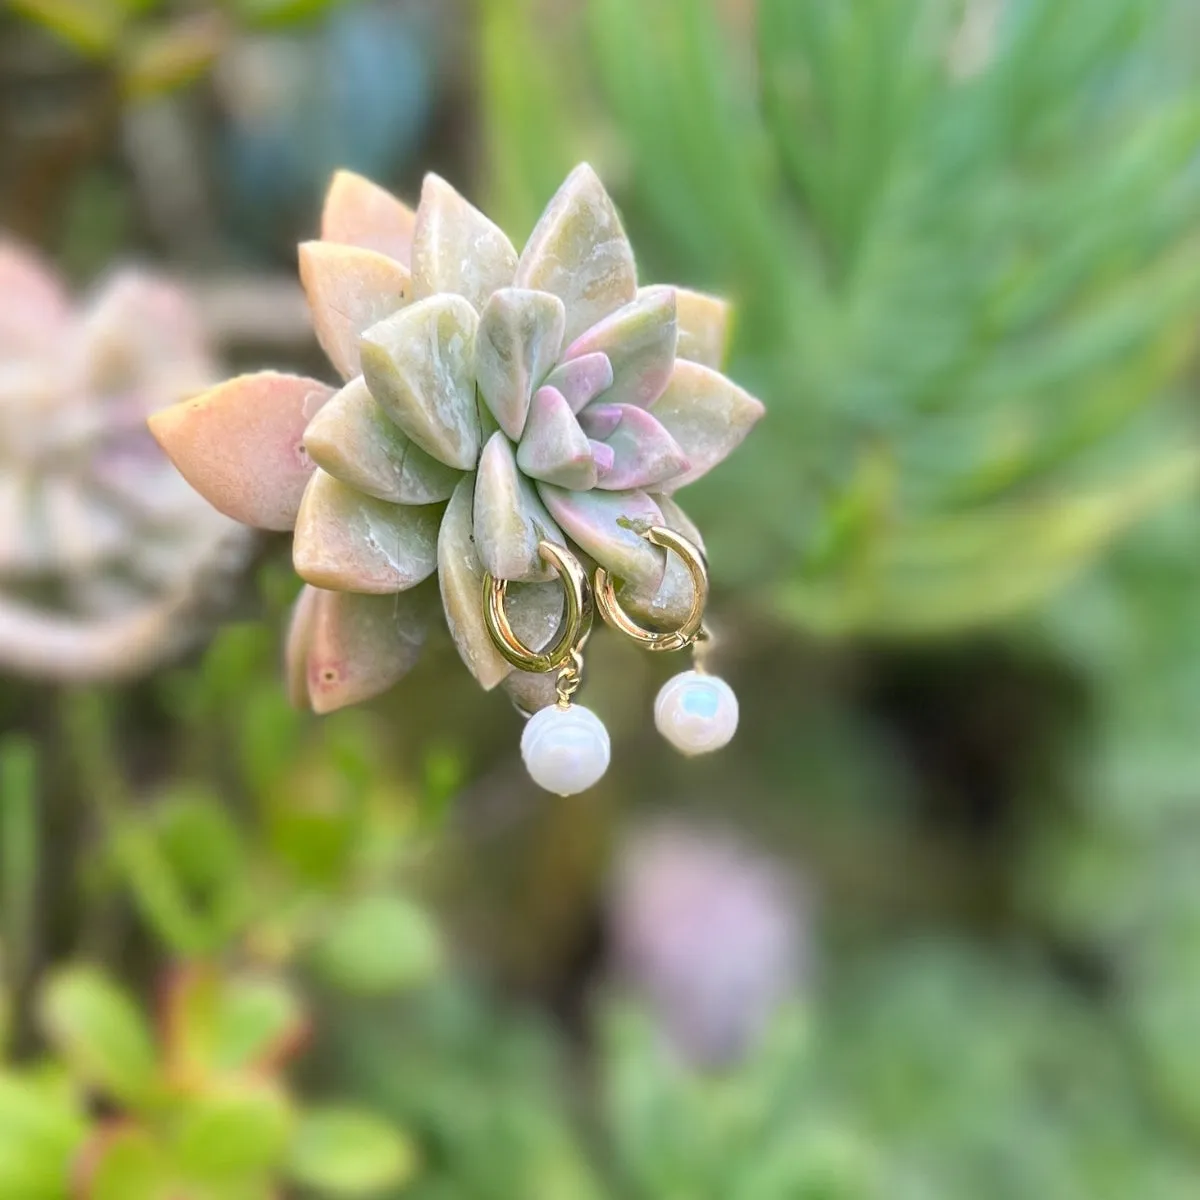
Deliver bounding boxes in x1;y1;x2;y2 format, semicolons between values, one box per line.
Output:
3;0;1200;1196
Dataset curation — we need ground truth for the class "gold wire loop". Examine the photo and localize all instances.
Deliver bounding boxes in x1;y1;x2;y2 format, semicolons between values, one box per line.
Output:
483;541;594;674
594;525;709;652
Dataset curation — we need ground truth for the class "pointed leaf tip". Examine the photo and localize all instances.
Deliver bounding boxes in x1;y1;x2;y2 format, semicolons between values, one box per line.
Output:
321;170;416;265
515;163;637;343
411;173;518;312
652;361;764;493
672;287;732;368
148;371;334;530
299;241;413;380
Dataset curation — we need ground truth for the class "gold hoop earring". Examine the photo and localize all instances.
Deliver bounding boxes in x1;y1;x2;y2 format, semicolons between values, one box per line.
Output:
593;525;709;652
483;540;593;674
596;525;739;759
483;542;609;797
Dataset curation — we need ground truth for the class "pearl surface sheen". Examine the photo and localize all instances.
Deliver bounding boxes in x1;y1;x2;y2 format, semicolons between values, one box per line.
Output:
654;671;738;756
521;703;611;795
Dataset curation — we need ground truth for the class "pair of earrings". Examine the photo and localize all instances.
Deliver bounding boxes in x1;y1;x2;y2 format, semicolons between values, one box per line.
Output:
482;527;739;796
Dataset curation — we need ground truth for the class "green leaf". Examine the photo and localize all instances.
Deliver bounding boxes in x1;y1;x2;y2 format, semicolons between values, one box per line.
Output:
165;967;308;1082
0;1070;88;1199
285;1106;417;1196
8;0;128;56
119;12;226;100
310;894;441;996
38;967;158;1107
228;0;345;30
87;1127;173;1200
172;1081;293;1182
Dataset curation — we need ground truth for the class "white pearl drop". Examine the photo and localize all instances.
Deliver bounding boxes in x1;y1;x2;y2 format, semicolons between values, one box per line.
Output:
654;670;739;757
521;703;611;796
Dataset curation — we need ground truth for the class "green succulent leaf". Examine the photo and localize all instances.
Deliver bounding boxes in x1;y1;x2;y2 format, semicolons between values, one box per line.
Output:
285;1106;418;1197
310;893;442;996
38;967;158;1108
165;967;307;1083
172;1081;294;1182
0;1069;88;1199
86;1127;174;1200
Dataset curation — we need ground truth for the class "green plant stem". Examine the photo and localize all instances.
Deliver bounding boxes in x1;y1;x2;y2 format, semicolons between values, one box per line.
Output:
60;687;211;957
0;735;38;1010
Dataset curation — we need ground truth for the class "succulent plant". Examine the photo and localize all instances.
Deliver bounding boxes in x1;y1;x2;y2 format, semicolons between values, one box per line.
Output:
0;240;249;680
150;164;764;714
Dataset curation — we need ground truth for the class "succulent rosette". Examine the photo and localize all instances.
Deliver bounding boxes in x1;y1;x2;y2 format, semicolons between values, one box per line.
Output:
150;165;763;713
0;240;247;677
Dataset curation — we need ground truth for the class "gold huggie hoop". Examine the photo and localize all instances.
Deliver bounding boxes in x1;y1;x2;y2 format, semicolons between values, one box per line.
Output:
483;540;594;673
594;525;709;653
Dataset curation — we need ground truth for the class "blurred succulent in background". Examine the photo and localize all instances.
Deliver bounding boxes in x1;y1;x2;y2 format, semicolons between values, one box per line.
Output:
150;164;763;713
0;241;250;680
0;962;414;1199
608;822;808;1067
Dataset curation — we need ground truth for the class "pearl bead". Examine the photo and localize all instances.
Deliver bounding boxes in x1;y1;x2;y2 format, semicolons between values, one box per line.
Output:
654;670;738;757
521;703;611;796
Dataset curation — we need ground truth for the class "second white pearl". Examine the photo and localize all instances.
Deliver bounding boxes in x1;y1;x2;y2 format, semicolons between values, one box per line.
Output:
521;703;611;796
654;670;739;757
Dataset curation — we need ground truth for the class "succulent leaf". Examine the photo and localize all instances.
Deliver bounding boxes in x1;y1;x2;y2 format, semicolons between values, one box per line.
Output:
285;586;320;709
538;484;666;590
590;439;616;479
360;295;481;471
320;170;416;265
298;242;413;380
293;471;441;594
148;371;334;531
577;403;623;441
513;163;638;342
476;288;566;439
541;351;615;414
564;285;677;408
306;586;428;714
580;403;689;492
618;495;707;626
651;360;766;493
410;174;519;312
474;431;564;582
671;286;732;369
302;376;460;506
82;271;211;398
437;475;564;689
516;385;599;490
